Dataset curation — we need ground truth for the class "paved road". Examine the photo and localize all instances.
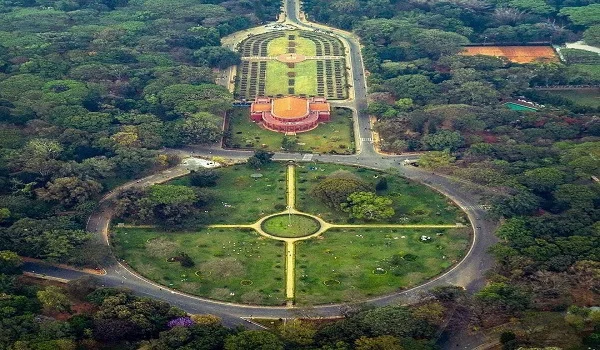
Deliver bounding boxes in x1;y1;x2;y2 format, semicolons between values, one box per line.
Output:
21;0;498;332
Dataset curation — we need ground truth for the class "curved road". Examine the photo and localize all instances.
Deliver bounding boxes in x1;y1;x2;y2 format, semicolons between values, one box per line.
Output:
23;0;498;330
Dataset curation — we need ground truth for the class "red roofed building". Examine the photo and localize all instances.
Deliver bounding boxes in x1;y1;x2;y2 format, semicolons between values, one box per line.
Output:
250;96;331;133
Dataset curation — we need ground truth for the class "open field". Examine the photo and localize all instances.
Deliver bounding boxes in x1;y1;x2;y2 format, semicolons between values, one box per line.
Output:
112;227;286;305
225;107;354;154
295;227;470;305
462;46;558;63
296;164;466;224
267;33;317;56
168;163;286;224
546;89;600;107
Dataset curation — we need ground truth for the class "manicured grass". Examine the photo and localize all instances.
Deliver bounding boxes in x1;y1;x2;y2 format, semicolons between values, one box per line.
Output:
262;214;320;238
568;64;600;81
225;107;354;154
267;32;317;56
546;89;600;107
296;164;466;224
295;227;470;305
265;60;317;96
112;227;286;305
168;163;286;224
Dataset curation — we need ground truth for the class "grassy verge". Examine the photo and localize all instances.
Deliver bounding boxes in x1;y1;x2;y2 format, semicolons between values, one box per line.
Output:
546;89;600;107
112;227;286;305
296;164;466;224
225;107;354;154
295;227;470;305
168;163;287;224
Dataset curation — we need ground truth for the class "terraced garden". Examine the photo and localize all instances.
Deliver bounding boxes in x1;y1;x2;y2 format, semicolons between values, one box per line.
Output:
235;30;347;100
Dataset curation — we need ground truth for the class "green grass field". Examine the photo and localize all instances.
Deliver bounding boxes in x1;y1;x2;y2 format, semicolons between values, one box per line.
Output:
546;89;600;107
296;164;466;224
262;214;320;237
168;163;286;224
295;227;470;305
267;32;317;56
225;107;354;154
568;64;600;81
265;60;317;96
112;227;286;305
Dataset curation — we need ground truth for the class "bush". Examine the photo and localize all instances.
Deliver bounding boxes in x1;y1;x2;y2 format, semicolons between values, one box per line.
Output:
274;204;286;211
189;169;220;187
179;252;195;268
375;177;388;191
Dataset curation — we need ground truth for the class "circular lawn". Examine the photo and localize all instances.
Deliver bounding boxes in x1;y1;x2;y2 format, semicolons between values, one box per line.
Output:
262;214;320;238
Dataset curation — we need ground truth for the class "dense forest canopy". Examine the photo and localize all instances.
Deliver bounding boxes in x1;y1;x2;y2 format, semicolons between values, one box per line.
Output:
0;0;282;263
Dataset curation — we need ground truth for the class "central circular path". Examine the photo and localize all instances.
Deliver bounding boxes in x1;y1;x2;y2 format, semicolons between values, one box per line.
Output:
262;214;320;238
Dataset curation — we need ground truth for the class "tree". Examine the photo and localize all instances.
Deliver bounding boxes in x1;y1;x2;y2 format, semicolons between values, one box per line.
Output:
0;250;22;274
281;136;297;151
383;75;436;103
246;150;274;169
277;320;316;347
553;184;598;209
66;276;100;300
311;171;372;209
422;130;464;151
520;167;565;192
224;330;284;350
178;112;222;144
36;177;103;208
194;46;241;69
360;306;435;339
37;286;71;313
190;169;220;187
509;0;553;15
415;29;469;58
341;192;395;221
560;4;600;26
583;25;600;46
492;191;540;217
178;252;195;268
355;335;403;350
418;151;455;169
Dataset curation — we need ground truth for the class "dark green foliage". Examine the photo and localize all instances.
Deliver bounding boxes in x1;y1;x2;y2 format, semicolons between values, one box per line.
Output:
246;150;274;169
190;169;220;187
179;252;195;268
375;177;388;191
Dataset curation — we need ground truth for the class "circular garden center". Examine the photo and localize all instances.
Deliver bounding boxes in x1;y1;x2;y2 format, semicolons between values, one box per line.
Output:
112;163;471;306
262;214;321;238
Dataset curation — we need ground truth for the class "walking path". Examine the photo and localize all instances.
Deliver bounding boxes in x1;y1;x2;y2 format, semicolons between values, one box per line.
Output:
564;41;600;54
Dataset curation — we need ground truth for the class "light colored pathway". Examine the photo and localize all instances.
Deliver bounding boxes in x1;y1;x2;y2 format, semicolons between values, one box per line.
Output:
287;164;296;209
285;242;296;303
565;41;600;54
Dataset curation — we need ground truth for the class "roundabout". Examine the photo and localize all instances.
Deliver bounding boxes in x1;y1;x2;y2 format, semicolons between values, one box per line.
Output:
111;163;469;306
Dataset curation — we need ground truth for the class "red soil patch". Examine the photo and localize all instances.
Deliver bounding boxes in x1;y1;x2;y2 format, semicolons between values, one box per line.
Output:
462;46;558;63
